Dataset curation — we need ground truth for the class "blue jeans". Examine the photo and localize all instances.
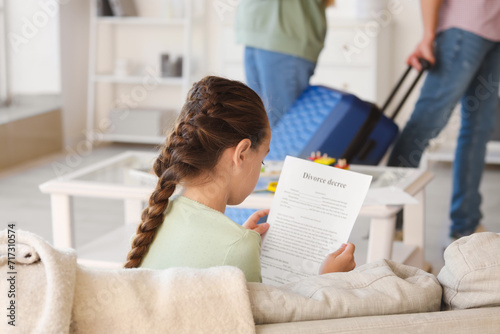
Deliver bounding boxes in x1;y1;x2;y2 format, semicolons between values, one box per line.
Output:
244;46;317;127
388;28;500;237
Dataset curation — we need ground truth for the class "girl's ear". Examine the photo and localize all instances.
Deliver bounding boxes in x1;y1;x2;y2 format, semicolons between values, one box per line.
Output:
232;138;252;168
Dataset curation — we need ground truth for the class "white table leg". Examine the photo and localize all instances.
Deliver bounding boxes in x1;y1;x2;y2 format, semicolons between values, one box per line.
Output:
366;216;396;263
50;194;74;248
124;199;143;225
402;190;425;269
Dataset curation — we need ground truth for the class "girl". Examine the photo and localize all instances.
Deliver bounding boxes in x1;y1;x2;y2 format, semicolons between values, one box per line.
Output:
124;76;355;282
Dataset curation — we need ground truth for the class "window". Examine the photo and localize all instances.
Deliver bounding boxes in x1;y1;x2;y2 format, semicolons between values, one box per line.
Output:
0;0;8;106
0;0;61;120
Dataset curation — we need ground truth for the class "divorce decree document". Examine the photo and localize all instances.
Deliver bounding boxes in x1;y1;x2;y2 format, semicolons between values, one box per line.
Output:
260;156;372;286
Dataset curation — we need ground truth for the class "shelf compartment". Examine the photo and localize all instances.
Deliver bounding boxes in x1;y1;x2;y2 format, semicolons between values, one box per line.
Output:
93;74;183;85
99;133;165;144
96;17;187;26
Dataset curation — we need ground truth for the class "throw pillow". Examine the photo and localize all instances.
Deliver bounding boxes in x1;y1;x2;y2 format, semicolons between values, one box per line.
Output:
437;232;500;310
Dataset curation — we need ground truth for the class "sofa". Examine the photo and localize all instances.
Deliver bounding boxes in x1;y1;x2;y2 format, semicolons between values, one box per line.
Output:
1;230;499;333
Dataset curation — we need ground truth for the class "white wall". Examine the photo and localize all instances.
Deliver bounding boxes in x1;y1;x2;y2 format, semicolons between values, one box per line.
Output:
59;0;89;148
386;0;423;126
6;0;61;95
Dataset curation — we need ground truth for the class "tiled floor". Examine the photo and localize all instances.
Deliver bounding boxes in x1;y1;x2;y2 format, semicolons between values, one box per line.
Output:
1;143;499;275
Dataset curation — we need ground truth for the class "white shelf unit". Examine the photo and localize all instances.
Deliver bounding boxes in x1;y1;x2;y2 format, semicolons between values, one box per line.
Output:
96;16;187;25
86;0;204;145
93;74;184;85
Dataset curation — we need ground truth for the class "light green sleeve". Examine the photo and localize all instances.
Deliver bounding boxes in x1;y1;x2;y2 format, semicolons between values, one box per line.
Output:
223;230;262;283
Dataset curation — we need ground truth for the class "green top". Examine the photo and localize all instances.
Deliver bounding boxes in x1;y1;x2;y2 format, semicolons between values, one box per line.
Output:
140;196;262;282
235;0;327;63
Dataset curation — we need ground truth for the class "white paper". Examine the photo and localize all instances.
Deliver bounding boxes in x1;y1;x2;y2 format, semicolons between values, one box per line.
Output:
260;156;372;286
363;186;419;206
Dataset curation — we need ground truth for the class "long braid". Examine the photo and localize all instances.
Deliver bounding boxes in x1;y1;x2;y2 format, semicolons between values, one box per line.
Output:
124;76;269;268
124;121;195;268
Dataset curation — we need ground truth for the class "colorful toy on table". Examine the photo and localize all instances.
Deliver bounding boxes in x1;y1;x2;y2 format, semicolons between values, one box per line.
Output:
308;151;336;165
308;151;349;169
335;158;349;169
266;181;278;192
253;174;279;193
253;181;278;193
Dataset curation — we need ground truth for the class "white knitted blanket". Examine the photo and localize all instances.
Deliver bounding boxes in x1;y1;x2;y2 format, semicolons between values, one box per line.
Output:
0;229;255;334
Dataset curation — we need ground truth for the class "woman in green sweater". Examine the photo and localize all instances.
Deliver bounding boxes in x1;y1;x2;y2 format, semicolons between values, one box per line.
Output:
236;0;334;127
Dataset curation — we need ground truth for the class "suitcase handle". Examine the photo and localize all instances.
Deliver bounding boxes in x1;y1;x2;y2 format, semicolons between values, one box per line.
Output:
341;104;381;164
340;58;430;164
380;58;431;120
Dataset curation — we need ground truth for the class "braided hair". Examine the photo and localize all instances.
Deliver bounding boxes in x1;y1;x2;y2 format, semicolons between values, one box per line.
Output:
124;76;269;268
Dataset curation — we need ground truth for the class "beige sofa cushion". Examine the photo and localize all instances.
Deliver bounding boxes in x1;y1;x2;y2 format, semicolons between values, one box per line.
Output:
248;259;442;324
437;232;500;310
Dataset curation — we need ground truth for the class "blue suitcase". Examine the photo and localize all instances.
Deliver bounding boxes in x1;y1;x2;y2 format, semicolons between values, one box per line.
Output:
226;62;430;224
266;86;396;165
267;61;430;164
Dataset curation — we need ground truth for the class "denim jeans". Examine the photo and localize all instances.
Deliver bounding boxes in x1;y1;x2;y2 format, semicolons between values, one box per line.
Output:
244;46;317;127
388;28;500;237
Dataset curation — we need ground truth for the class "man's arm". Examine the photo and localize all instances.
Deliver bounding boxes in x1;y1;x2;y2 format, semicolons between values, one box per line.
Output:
408;0;444;70
324;0;335;7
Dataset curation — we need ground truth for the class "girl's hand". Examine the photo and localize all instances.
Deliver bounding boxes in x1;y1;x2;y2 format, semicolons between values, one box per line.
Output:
319;242;356;274
242;209;270;235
